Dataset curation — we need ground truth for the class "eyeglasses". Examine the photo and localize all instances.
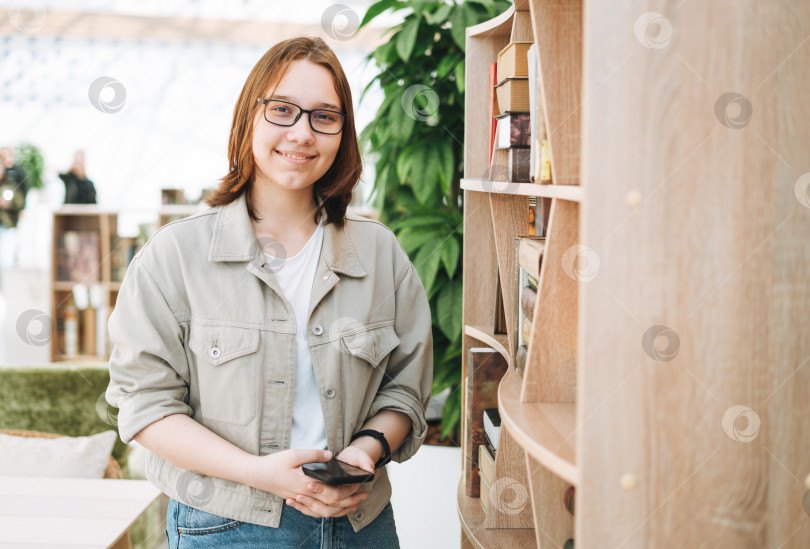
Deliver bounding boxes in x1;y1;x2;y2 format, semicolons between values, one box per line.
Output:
257;98;346;135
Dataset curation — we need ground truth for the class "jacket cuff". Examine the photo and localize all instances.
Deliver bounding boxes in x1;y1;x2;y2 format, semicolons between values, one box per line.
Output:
110;389;192;444
367;389;428;463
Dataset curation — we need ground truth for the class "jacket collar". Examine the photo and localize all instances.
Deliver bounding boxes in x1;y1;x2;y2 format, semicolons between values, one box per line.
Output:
208;191;366;278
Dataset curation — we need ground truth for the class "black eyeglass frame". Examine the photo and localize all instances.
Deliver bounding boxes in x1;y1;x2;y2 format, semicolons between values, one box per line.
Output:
257;98;346;135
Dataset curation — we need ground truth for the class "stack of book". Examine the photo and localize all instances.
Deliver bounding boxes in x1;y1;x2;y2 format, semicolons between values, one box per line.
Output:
478;407;500;513
493;38;533;183
463;348;507;499
513;236;544;373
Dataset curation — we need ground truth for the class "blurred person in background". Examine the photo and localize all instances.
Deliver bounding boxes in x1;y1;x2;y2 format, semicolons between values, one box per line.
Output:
0;146;29;282
59;150;97;204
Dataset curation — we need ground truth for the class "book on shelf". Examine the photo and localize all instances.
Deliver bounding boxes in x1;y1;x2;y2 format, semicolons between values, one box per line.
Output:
483;407;501;451
515;344;528;375
57;231;100;282
518;236;545;280
463;347;507;498
508;148;531;182
494;267;508;335
521;284;538;323
497;42;532;81
477;442;496;514
478;440;496;485
535;196;551;237
513;236;544;356
564;486;576;515
521;314;532;346
529;196;537;236
479;469;492;514
495;113;531;149
495;78;530;113
488;62;498;164
540;139;552;182
528;43;539;182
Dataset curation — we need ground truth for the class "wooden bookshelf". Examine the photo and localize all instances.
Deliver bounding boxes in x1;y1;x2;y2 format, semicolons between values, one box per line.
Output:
459;1;810;548
50;208;119;362
51;204;203;362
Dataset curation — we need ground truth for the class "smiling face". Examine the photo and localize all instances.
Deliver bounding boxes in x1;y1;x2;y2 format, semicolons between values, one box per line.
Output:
251;59;342;196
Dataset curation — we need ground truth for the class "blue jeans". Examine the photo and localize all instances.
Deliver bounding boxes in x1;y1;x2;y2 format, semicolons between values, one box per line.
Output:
165;498;400;548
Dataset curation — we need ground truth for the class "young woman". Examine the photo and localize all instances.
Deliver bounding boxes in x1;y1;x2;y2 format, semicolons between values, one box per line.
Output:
106;37;433;547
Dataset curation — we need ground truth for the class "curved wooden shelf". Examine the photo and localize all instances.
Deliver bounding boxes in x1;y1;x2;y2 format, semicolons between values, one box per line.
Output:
467;4;514;38
461;179;584;202
457;478;535;549
465;325;510;366
498;369;578;486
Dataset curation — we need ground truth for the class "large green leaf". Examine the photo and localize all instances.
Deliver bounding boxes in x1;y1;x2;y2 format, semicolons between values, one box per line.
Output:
413;241;443;297
441;388;462;440
397;227;441;256
437;140;455;195
440;235;460;279
436;52;463;79
425;3;453;25
395;17;421;62
360;0;407;30
436;277;462;340
411;143;441;204
454;59;466;93
388;210;450;229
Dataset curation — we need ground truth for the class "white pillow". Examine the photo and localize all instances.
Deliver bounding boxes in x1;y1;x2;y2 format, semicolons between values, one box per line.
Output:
0;430;118;478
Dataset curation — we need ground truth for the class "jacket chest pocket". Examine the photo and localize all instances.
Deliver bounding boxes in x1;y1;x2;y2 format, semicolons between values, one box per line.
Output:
340;324;400;369
188;321;260;426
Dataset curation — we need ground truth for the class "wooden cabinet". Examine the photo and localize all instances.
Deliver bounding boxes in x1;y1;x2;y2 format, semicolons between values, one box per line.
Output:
458;1;810;547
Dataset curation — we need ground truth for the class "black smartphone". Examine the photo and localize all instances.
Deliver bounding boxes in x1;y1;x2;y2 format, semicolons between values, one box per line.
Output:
302;458;375;485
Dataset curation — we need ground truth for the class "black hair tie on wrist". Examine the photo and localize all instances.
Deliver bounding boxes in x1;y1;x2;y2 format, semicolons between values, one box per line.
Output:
350;429;392;469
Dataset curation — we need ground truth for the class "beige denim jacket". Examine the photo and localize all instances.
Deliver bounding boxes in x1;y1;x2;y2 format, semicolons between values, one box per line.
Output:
105;192;433;532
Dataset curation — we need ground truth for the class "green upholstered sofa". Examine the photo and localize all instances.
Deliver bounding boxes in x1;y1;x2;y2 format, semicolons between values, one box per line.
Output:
0;362;167;548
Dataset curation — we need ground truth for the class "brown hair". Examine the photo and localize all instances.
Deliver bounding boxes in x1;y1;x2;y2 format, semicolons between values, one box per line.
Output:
206;37;361;228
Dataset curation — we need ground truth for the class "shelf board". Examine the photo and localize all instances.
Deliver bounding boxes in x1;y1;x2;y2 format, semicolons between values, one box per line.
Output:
54;205;117;215
499;368;578;486
465;325;510;366
457;478;535;549
460;178;584;202
467;4;514;38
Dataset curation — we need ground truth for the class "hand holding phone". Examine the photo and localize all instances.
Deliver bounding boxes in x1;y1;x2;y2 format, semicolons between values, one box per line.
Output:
302;457;375;485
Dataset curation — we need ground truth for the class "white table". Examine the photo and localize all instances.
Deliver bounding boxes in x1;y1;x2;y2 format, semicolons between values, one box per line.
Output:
0;476;162;548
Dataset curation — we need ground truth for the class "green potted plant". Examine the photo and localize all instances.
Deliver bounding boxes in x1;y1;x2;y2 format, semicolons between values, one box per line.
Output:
360;0;510;443
14;143;46;190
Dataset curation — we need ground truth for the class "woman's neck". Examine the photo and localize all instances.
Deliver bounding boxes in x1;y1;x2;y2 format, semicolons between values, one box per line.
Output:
248;183;320;240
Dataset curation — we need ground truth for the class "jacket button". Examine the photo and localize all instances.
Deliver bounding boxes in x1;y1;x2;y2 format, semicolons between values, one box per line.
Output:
353;510;365;521
325;388;336;398
312;325;323;336
209;346;222;359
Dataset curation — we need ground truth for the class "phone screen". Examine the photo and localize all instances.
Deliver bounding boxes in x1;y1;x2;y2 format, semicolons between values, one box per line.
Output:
302;458;375;485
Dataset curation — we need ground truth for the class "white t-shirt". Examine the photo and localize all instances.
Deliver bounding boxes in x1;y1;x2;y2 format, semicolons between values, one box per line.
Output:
265;218;327;450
